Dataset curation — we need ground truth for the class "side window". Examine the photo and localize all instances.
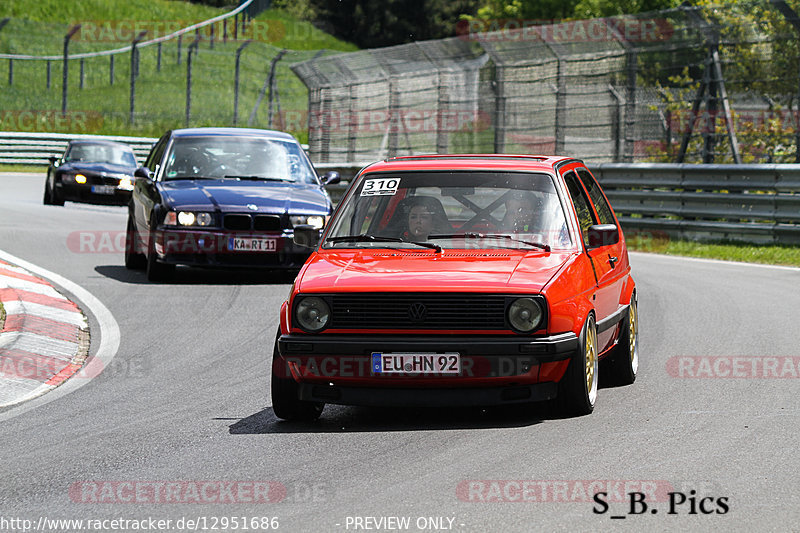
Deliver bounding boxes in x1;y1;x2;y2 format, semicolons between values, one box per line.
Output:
145;135;169;175
563;170;597;247
577;169;616;226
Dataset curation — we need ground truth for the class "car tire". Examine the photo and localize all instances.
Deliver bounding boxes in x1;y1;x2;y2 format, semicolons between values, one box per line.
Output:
43;179;53;205
557;313;598;416
271;337;324;421
145;215;174;282
44;176;65;206
125;214;147;270
607;292;638;386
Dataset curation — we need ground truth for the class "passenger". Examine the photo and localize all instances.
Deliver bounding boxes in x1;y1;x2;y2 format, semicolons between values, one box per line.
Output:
502;191;540;233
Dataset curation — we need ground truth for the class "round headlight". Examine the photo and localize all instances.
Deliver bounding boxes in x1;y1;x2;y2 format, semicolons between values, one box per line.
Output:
75;174;87;184
295;296;331;332
177;211;196;226
508;297;544;333
196;212;212;226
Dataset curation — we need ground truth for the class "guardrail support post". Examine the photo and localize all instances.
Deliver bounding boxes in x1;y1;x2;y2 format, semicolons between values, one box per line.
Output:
233;39;253;126
129;30;148;125
62;24;81;116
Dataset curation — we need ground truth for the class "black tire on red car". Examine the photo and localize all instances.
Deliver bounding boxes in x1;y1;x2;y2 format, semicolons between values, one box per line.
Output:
145;214;175;282
606;292;639;386
557;313;598;416
124;214;147;270
271;337;324;421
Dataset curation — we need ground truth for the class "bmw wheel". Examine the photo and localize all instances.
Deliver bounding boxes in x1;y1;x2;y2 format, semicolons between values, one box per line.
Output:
145;215;175;282
124;214;147;270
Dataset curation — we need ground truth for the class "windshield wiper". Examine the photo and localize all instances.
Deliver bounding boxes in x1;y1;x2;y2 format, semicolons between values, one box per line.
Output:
428;232;550;252
223;175;293;182
326;234;442;252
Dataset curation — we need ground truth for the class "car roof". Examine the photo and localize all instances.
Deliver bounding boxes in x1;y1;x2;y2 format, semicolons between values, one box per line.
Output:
170;127;297;142
67;139;134;150
360;154;580;174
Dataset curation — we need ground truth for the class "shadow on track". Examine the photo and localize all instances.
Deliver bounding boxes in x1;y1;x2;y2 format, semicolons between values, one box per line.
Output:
94;265;299;285
222;402;572;434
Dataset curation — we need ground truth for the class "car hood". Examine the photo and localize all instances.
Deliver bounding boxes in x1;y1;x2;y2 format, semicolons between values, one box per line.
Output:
59;162;134;175
159;179;330;214
298;249;576;293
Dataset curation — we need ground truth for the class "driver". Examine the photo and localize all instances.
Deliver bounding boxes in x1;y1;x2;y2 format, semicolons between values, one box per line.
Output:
501;191;539;233
401;196;450;241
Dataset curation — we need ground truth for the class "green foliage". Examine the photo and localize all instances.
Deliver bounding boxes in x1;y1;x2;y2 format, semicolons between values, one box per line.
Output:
627;236;800;267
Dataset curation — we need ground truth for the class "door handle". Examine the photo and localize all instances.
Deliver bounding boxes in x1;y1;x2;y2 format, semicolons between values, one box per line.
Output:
608;256;618;268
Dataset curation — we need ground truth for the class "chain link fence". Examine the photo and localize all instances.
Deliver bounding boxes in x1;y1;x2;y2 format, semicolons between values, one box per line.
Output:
292;2;800;164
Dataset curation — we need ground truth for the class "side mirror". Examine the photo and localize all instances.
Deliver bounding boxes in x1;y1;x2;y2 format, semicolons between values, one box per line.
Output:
134;166;152;180
293;224;321;248
587;224;619;248
47;156;58;165
320;171;341;186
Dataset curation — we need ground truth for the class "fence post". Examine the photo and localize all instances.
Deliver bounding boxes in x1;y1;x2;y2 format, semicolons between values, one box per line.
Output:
62;24;81;116
79;58;85;89
609;85;624;162
267;49;288;128
210;23;215;49
493;67;506;154
110;55;114;85
185;35;201;128
554;59;566;154
8;59;12;86
177;34;182;65
129;30;148;125
46;60;51;89
233;39;253;125
157;42;162;72
769;0;800;162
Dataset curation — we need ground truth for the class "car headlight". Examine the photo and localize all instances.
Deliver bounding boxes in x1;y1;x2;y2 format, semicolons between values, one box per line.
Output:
294;296;331;332
164;211;213;227
118;177;134;191
290;215;326;230
74;174;87;184
507;297;544;333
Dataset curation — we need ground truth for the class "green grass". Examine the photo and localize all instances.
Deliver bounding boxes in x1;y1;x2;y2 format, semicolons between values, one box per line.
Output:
627;234;800;267
0;164;44;173
0;301;5;332
0;2;356;138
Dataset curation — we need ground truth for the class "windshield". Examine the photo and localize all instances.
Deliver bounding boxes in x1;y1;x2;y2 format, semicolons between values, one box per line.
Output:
65;143;136;167
161;136;317;183
324;171;572;250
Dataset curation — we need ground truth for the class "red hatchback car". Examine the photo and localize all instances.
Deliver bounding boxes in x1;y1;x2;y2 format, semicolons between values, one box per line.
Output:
272;155;638;420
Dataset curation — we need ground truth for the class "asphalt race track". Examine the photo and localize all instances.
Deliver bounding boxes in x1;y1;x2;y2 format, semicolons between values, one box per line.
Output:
1;172;799;532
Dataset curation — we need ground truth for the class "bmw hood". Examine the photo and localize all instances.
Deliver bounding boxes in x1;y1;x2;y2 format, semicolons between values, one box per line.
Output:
159;180;330;214
298;250;576;293
59;162;135;175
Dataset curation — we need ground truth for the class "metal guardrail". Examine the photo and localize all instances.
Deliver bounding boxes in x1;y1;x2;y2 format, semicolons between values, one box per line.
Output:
0;131;157;165
4;135;798;244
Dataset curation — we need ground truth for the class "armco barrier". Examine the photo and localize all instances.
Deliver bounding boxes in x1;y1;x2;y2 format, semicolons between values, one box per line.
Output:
0;131;157;165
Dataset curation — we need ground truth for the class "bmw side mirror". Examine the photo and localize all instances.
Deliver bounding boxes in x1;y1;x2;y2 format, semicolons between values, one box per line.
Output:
587;224;619;248
293;225;321;248
134;166;152;180
321;171;341;186
47;156;58;165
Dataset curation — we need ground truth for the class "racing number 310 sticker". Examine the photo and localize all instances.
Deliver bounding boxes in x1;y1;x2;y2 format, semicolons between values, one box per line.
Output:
361;178;401;196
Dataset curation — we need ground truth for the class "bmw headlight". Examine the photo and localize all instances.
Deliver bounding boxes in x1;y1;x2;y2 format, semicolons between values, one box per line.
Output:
290;215;326;230
164;211;214;227
294;296;331;332
74;174;87;184
118;177;134;191
507;297;544;333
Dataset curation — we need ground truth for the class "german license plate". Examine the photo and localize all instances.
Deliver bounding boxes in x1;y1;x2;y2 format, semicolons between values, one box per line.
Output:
371;352;460;374
228;237;276;252
91;185;115;195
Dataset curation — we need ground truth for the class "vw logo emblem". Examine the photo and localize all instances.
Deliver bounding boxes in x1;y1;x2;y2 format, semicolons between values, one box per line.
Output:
408;302;427;322
247;204;258;211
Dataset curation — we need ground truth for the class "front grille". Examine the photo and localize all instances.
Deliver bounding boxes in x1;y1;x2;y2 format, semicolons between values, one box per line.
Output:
223;213;283;231
328;293;508;330
254;215;281;231
224;214;253;230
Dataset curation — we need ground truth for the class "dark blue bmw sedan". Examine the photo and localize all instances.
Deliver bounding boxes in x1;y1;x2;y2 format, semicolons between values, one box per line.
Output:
125;128;340;281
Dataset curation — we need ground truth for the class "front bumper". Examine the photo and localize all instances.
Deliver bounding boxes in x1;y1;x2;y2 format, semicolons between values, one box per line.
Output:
154;228;312;269
275;333;578;406
56;182;132;205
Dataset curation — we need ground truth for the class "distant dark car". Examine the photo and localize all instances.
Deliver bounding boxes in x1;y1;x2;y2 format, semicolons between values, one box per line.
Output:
125;128;340;281
44;140;138;205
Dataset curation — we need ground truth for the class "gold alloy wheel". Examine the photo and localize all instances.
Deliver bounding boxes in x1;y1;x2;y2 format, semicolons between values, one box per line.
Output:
585;318;598;405
629;295;639;374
